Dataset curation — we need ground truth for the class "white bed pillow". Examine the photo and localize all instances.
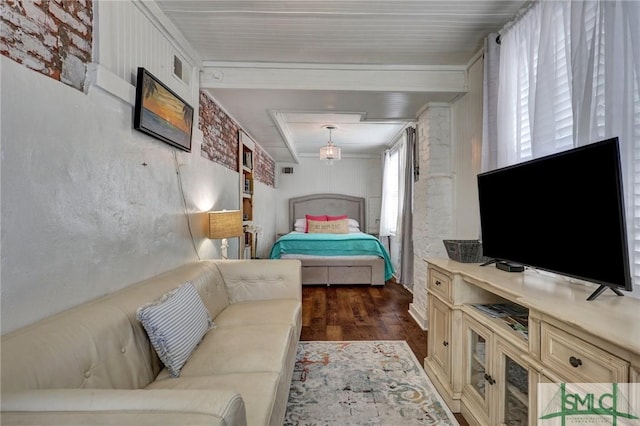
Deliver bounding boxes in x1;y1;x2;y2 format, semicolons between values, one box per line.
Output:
137;282;213;377
294;218;305;232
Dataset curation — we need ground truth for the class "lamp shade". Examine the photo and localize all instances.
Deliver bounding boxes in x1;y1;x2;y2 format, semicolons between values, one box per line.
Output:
208;210;243;239
319;125;341;161
319;144;341;160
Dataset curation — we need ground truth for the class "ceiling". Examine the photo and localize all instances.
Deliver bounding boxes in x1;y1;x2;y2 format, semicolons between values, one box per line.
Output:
156;0;530;163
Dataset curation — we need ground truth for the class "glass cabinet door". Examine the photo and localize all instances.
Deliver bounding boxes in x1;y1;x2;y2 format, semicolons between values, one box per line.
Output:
470;331;488;398
462;316;492;424
496;339;529;426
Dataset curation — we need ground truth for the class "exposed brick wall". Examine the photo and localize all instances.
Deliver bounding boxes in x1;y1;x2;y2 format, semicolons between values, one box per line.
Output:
1;0;93;91
254;144;275;187
199;90;275;188
199;91;239;171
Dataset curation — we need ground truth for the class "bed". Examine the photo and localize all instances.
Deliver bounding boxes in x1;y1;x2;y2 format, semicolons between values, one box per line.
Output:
269;193;393;286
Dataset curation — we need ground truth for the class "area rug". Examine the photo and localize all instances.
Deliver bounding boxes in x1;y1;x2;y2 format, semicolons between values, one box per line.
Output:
284;340;459;425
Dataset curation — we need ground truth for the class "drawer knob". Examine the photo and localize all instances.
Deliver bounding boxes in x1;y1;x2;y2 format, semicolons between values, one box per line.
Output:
569;356;583;368
443;341;449;347
435;280;442;286
483;373;496;385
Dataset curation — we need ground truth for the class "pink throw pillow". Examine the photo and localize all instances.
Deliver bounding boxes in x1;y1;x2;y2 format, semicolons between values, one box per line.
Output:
327;215;348;221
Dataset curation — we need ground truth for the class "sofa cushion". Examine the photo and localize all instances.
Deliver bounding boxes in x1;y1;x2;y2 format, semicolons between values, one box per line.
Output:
214;299;302;337
155;324;293;379
1;389;246;426
148;372;280;426
215;260;302;304
1;303;153;391
137;282;213;377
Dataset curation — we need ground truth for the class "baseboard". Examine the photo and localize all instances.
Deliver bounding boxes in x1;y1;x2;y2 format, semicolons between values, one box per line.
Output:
408;303;428;330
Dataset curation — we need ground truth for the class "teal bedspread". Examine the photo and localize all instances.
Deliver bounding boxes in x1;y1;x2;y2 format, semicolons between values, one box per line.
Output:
269;232;394;281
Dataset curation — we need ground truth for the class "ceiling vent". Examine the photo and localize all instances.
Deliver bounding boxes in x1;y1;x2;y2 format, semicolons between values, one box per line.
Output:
282;167;294;174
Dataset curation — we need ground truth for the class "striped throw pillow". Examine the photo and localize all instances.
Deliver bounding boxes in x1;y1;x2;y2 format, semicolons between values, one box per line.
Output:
137;282;213;377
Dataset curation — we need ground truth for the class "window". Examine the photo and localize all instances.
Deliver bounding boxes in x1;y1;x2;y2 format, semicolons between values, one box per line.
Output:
380;148;400;236
497;0;640;289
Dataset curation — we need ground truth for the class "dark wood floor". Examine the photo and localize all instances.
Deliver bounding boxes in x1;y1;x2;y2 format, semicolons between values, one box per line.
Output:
300;281;468;425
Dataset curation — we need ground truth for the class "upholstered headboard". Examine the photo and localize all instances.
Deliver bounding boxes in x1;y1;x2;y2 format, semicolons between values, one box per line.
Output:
288;194;366;232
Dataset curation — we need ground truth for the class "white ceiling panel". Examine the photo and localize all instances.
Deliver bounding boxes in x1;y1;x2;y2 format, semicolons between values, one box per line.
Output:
156;0;531;163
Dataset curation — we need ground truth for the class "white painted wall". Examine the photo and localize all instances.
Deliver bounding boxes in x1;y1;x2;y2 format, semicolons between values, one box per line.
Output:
0;0;246;334
0;57;242;334
253;180;277;258
275;156;383;235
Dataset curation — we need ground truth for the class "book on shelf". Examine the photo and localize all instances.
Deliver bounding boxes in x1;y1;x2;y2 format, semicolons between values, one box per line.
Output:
472;303;529;338
243;152;252;169
472;303;527;318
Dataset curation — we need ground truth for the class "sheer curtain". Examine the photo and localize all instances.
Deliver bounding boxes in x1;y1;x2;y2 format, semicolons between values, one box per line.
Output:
379;149;398;238
492;0;640;290
380;129;415;283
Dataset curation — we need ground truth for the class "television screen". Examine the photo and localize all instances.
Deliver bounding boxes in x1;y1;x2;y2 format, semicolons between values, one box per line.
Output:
477;137;632;300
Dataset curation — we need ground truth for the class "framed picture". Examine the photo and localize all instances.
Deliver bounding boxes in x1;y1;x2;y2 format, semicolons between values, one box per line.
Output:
133;67;193;152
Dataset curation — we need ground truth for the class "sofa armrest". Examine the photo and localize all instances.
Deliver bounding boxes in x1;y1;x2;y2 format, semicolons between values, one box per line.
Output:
215;259;302;304
1;389;246;426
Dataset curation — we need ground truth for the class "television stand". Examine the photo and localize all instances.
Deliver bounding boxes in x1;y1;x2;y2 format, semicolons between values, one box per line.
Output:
423;258;639;425
587;284;625;301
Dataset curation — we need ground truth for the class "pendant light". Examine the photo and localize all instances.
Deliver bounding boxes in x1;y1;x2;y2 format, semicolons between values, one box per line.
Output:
319;125;341;165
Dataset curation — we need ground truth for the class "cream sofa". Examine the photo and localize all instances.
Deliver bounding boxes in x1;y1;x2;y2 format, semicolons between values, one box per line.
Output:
1;259;302;426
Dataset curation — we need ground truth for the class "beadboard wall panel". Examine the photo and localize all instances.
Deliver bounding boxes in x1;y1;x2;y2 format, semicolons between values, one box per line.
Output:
275;157;383;234
451;55;483;239
96;1;194;104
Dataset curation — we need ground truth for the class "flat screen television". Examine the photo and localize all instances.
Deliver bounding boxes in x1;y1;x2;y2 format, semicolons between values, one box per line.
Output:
477;137;632;300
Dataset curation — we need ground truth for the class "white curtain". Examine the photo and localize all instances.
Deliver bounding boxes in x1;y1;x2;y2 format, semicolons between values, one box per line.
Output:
380;132;413;280
492;0;640;288
481;33;501;173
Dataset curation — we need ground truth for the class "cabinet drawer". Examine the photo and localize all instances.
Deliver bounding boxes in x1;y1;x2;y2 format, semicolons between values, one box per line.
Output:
429;269;452;301
541;323;629;383
329;266;371;284
302;266;328;284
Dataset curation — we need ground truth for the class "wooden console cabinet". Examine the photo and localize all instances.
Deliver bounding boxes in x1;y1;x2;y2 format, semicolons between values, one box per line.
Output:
423;258;640;426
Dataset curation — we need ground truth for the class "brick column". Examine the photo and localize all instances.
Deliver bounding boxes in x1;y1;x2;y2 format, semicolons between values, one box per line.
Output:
409;105;453;330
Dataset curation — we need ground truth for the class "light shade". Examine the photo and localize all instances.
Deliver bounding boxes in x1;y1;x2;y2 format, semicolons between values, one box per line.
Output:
208;210;243;239
319;144;341;160
319;125;341;161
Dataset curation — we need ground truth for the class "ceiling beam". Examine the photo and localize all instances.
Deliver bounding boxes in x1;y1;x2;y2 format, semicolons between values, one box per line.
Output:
200;62;467;93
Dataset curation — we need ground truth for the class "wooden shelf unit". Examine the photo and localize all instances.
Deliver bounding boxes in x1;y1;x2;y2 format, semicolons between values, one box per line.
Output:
239;130;255;259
